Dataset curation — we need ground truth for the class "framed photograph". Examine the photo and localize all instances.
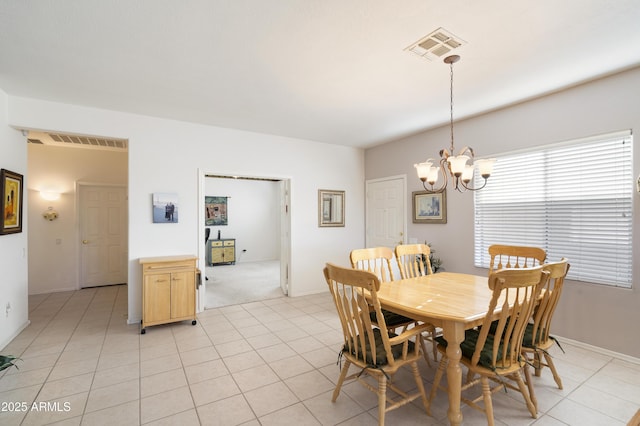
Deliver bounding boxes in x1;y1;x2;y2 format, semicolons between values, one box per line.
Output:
152;193;179;223
412;191;447;224
1;169;24;234
205;196;228;226
318;189;345;227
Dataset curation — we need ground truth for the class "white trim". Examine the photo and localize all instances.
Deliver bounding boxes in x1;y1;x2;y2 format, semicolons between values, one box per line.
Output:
556;335;640;365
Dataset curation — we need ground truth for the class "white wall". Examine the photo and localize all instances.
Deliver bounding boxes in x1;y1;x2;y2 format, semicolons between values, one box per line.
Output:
27;144;128;294
365;66;640;358
205;177;280;263
7;96;365;326
0;88;29;351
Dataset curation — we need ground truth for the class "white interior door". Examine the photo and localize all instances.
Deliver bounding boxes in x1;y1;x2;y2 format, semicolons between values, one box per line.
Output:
79;184;127;288
365;175;406;248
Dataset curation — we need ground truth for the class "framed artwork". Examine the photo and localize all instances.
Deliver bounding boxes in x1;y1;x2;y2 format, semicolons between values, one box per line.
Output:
318;189;345;227
412;191;447;224
1;169;24;234
152;193;179;223
205;196;228;226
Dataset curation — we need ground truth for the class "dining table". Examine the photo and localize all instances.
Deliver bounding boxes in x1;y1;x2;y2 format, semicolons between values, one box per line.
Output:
374;271;500;426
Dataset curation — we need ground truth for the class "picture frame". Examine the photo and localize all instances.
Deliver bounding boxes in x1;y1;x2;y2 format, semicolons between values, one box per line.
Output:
205;196;228;226
412;190;447;224
152;192;179;223
318;189;345;227
1;169;24;234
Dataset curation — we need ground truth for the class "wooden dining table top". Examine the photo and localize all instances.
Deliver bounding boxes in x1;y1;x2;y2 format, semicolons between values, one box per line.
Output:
375;271;499;328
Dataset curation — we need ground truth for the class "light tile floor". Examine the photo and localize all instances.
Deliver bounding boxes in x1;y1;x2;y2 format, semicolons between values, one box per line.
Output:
1;285;639;425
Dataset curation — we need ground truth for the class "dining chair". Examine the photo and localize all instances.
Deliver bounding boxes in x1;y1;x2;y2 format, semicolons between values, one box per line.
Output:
522;258;570;407
394;243;438;362
395;243;433;278
349;248;428;364
428;266;549;425
350;247;397;282
488;244;546;274
323;263;431;425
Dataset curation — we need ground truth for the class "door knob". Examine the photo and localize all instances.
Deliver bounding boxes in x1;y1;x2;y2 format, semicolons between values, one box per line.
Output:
82;240;89;244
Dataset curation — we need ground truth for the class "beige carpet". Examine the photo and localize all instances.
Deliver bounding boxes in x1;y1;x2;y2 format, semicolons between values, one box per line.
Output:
204;260;284;308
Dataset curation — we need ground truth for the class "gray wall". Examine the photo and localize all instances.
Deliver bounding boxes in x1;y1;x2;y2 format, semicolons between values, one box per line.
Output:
365;66;640;358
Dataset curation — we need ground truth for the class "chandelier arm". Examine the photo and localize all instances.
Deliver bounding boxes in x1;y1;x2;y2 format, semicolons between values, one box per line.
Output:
420;181;447;194
456;146;475;158
459;177;490;191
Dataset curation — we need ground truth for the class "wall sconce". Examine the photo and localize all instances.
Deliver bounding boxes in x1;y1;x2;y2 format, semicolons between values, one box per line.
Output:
43;207;59;221
40;191;61;201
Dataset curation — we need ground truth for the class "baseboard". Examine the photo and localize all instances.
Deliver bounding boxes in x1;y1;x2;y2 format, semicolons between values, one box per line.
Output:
28;286;77;296
127;317;141;325
0;320;31;351
556;335;640;365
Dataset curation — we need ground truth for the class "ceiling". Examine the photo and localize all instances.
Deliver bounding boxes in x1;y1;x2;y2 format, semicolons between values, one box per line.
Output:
2;1;640;149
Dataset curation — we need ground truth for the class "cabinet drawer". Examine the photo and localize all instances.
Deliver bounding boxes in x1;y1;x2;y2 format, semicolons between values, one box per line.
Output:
210;241;223;247
142;259;196;272
223;240;234;247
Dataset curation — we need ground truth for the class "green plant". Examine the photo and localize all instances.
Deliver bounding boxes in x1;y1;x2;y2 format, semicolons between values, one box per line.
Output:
0;355;20;372
420;242;443;273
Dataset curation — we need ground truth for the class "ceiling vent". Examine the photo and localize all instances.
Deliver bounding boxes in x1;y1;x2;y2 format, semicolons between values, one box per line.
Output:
27;131;128;152
405;28;466;61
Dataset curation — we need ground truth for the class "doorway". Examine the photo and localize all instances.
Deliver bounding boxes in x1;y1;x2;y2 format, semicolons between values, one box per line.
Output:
198;173;291;310
26;131;129;294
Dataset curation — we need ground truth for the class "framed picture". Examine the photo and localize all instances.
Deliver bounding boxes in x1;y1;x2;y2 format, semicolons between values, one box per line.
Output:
412;191;447;224
1;169;24;234
152;193;179;223
205;196;228;226
318;189;345;227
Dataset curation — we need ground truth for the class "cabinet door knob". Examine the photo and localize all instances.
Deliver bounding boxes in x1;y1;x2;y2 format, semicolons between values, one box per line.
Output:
82;240;89;244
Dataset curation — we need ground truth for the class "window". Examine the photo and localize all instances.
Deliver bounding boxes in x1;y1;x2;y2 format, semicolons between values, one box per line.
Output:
474;130;633;288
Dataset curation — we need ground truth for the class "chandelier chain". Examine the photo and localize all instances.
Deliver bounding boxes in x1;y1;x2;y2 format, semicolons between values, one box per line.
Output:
449;60;455;154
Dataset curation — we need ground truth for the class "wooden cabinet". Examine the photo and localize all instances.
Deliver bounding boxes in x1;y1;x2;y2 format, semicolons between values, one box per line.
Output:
139;255;198;334
208;238;235;265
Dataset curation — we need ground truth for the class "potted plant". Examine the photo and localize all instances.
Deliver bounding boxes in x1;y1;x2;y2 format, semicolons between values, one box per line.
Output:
0;355;20;372
421;242;443;274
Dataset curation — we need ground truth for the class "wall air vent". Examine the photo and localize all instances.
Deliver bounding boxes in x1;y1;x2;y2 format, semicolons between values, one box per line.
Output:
26;131;128;152
405;28;466;61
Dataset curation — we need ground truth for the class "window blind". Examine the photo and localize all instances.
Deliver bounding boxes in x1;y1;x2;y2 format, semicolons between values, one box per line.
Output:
474;131;633;288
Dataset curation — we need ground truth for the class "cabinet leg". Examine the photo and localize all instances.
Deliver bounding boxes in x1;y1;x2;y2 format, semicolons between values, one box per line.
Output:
192;320;197;326
141;328;146;334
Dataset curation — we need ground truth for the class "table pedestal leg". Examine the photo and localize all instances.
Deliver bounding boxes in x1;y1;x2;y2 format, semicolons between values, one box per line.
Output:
442;321;464;426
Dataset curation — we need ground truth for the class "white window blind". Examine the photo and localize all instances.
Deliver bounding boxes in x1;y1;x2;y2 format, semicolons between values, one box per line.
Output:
474;131;633;288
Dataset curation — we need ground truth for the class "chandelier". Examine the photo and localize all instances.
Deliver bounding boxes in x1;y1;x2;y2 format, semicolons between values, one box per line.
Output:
414;55;495;193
